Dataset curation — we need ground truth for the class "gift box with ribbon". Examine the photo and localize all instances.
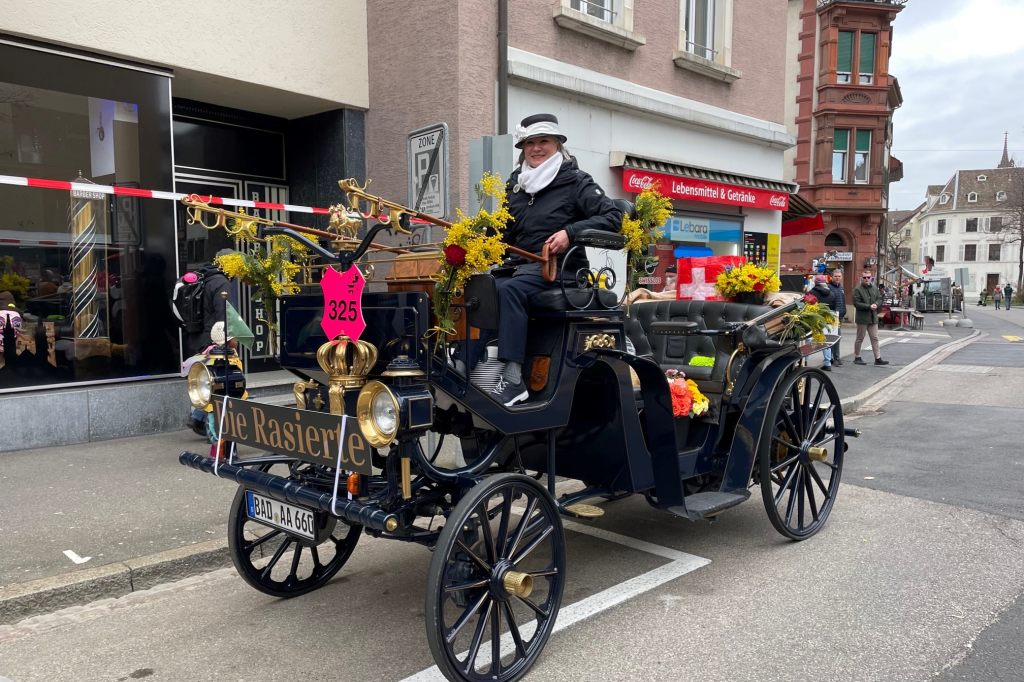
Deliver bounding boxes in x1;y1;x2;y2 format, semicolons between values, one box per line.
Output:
676;255;746;301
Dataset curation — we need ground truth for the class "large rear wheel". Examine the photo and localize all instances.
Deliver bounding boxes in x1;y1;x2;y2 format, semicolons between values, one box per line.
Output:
758;367;844;540
426;473;565;682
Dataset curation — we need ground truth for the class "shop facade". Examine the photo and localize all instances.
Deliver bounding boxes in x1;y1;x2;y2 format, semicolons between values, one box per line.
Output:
0;3;369;450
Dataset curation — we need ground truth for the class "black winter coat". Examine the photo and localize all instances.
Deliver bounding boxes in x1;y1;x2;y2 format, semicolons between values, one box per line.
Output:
828;282;846;320
505;158;622;277
810;283;835;309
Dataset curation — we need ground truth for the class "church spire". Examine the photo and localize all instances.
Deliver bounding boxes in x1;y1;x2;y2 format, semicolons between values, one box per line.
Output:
997;131;1015;168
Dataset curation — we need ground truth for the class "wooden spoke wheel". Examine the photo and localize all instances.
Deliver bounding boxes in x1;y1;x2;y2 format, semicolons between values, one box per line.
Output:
227;464;361;598
758;367;845;540
426;473;566;682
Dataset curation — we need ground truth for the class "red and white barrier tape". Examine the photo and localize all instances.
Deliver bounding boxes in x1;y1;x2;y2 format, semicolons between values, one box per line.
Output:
0;174;337;215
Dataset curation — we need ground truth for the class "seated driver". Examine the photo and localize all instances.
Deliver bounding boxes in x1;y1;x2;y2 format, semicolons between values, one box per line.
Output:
490;113;622;406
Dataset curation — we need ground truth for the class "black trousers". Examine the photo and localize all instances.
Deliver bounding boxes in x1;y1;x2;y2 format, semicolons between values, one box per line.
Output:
495;274;552;364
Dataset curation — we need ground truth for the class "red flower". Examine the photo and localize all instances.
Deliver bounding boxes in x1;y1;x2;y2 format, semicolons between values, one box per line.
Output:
802;293;818;304
444;244;467;267
753;282;765;292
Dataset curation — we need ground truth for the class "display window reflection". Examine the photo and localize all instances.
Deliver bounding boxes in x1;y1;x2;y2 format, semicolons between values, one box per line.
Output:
0;81;175;389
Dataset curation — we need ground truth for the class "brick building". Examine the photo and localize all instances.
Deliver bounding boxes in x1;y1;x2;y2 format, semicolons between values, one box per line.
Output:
782;0;906;293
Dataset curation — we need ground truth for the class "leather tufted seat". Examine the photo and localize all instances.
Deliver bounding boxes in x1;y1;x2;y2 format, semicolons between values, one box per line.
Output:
625;300;773;380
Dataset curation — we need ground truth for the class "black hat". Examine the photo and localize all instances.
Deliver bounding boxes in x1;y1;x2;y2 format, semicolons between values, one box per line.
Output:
514;113;567;148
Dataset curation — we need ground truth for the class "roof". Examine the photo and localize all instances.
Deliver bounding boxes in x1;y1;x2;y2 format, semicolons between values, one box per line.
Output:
887;209;915;227
952;166;1021;210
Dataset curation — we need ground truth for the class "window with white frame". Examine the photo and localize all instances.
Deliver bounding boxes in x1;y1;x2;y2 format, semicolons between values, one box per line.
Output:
833;129;848;182
967;192;978;203
939;194;949;204
989;243;1001;261
935;245;945;262
853;130;870;183
837;30;876;85
937;219;946;234
977;174;987;181
990;216;1003;232
963;244;977;261
966;217;978;232
679;0;734;66
685;0;715;59
571;0;615;23
997;190;1007;201
904;228;911;237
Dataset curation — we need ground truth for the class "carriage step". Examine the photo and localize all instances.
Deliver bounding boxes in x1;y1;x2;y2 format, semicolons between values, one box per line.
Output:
671;491;750;521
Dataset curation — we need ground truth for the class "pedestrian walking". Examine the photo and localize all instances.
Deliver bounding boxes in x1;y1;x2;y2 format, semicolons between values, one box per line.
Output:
852;271;889;366
1004;283;1014;310
828;269;846;365
810;274;835;370
993;286;1002;310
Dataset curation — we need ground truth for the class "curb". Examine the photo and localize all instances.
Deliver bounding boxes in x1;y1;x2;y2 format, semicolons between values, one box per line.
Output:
0;539;228;626
840;328;982;415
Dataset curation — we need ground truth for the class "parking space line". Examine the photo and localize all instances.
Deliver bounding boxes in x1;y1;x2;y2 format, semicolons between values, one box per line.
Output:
400;521;710;681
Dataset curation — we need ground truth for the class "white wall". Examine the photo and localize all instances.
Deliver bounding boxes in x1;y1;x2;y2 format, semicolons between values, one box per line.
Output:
1;0;368;117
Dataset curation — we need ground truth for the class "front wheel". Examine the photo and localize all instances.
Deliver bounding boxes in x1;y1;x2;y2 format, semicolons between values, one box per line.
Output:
426;473;566;682
227;465;361;598
758;367;844;540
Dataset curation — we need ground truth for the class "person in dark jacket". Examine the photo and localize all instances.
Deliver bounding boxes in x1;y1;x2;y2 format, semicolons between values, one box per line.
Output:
810;274;835;370
183;252;233;356
489;113;622;406
852;271;888;366
1004;283;1014;310
828;269;846;365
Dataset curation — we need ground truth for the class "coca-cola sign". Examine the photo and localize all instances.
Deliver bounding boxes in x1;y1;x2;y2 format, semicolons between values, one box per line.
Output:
622;168;790;211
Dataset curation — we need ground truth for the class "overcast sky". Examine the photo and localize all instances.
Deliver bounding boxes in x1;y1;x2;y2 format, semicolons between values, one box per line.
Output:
887;0;1024;210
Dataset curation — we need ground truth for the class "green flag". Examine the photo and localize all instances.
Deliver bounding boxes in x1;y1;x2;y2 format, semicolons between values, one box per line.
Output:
226;301;255;352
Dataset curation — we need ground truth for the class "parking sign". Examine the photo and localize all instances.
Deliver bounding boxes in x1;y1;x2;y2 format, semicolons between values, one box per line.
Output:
408;123;449;219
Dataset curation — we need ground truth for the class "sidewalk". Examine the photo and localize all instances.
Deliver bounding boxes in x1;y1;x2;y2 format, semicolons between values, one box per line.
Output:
0;314;970;624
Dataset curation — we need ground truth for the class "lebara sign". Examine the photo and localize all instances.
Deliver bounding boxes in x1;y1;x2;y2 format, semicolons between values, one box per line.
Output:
623;168;789;211
666;215;710;243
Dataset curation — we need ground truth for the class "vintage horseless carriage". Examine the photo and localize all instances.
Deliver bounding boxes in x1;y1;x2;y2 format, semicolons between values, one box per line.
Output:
179;182;855;682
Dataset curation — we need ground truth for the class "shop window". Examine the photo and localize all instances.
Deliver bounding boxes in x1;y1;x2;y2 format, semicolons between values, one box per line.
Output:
989;243;1001;261
935;245;945;262
966;218;978;232
0;42;176;392
963;244;977;261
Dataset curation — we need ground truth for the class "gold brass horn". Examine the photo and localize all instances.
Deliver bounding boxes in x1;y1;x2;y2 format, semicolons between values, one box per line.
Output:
337;178;413;235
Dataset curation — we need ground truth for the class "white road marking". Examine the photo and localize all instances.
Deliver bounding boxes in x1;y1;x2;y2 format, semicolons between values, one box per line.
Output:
62;550;91;565
400;521;709;681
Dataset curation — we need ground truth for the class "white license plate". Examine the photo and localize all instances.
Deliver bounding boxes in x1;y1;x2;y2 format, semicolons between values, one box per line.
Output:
245;491;316;541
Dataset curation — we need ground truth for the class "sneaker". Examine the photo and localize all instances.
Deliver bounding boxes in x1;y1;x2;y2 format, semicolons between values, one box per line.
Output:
834;359;844;366
822;365;832;372
874;358;890;366
490;376;529;407
853;357;866;365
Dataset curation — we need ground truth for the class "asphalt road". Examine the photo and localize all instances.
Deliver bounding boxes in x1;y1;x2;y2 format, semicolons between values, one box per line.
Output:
2;307;1023;681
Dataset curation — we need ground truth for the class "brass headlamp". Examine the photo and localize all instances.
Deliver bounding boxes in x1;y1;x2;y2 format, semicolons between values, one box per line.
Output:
355;379;433;448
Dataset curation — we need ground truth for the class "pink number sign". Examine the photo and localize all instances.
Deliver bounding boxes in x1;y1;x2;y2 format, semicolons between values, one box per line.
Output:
320;266;367;341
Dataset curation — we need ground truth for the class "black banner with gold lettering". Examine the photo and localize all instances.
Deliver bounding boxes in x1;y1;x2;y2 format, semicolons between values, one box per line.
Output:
211;397;373;475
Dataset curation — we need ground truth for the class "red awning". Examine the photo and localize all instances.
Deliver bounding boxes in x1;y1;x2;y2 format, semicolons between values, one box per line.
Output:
781;212;824;237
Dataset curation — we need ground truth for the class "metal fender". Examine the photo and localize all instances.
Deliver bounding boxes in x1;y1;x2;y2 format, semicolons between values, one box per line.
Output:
720;353;800;493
